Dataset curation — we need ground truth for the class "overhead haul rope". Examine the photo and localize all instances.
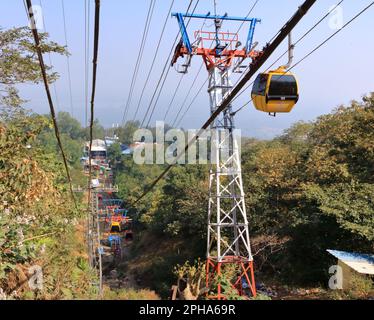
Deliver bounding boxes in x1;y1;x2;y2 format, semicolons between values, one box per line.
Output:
131;0;318;205
25;0;77;208
61;0;75;117
166;10;214;125
230;0;345;111
86;0;103;297
231;0;372;115
140;0;200;128
171;0;261;127
131;0;176;123
36;0;61;112
87;0;101;207
122;0;157;125
84;0;91;127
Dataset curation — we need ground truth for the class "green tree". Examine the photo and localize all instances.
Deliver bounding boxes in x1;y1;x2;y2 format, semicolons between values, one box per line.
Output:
0;26;67;108
56;111;85;140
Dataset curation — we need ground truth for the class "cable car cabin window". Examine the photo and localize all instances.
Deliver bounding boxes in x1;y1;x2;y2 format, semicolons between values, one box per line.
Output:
252;74;268;96
268;75;298;99
111;225;120;233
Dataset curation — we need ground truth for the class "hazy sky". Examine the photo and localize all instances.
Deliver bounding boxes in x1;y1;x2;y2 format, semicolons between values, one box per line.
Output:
2;0;374;138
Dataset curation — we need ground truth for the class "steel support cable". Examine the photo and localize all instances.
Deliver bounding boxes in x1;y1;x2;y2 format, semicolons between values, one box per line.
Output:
37;0;60;111
171;42;216;128
231;0;345;107
172;0;261;128
169;62;204;127
85;0;90;127
131;0;317;205
87;0;102;296
165;15;211;125
237;0;260;34
122;0;156;124
87;0;101;203
140;0;199;128
174;76;208;128
141;0;198;128
25;0;77;207
163;73;183;121
131;0;175;123
230;0;350;114
61;0;74;116
83;0;91;275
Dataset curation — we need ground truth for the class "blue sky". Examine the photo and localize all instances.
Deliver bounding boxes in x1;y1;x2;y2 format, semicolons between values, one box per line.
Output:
2;0;374;138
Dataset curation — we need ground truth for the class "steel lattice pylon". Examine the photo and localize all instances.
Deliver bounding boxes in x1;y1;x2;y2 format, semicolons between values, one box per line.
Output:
170;11;260;299
88;189;103;296
205;66;256;299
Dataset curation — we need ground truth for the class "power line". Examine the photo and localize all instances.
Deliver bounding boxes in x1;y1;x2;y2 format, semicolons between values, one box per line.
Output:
131;0;318;205
140;0;199;128
122;0;156;124
131;0;175;123
61;0;74;117
24;0;76;207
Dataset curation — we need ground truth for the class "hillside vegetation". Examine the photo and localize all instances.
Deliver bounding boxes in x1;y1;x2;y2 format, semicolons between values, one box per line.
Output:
109;95;374;298
0;26;372;300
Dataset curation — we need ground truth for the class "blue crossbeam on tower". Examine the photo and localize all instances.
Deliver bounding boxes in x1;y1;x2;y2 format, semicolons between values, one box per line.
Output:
171;13;261;54
172;13;261;23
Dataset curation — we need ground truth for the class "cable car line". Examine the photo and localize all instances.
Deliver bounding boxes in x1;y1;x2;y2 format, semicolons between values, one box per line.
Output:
140;0;199;128
171;0;261;128
87;0;101;207
136;0;196;125
86;0;102;295
232;0;372;116
163;10;213;125
174;76;208;128
230;0;345;106
122;0;156;125
163;73;183;121
131;0;175;123
237;0;261;34
61;0;75;117
141;0;199;128
37;0;61;112
131;0;318;205
84;0;91;127
169;63;205;127
24;0;76;207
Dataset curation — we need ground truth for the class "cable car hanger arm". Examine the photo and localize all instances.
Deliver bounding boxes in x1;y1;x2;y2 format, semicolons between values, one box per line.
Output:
171;12;261;54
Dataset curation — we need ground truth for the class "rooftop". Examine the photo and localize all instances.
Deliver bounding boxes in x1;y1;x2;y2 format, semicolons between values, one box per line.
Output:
327;249;374;275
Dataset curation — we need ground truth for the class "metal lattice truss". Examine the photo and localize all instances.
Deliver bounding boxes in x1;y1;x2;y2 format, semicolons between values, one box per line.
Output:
88;190;103;294
206;67;253;263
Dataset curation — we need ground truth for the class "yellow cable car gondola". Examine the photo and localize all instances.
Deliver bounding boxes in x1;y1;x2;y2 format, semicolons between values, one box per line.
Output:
251;67;299;114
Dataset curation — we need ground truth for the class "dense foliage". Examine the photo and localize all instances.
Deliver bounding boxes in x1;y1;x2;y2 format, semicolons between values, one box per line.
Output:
1;25;372;300
108;95;374;296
